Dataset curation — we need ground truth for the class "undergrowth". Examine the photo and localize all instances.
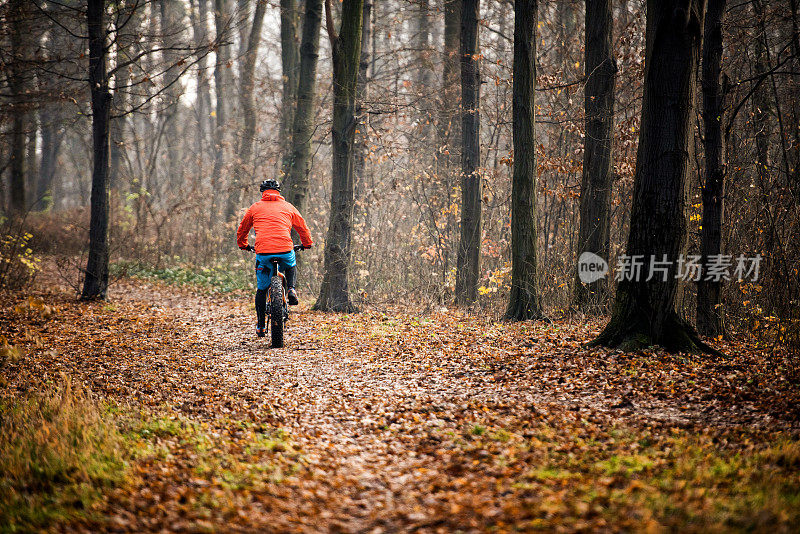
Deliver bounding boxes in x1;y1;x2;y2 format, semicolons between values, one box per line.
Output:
111;258;252;294
0;379;294;532
0;378;125;531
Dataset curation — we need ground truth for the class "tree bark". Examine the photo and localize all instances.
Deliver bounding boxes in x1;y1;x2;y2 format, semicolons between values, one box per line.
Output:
283;0;324;211
505;0;543;321
353;0;372;198
8;0;27;215
696;0;727;338
211;0;232;223
226;0;266;219
82;0;113;300
37;105;63;210
573;0;616;311
591;0;717;354
436;0;461;281
109;0;134;192
160;0;186;190
455;0;481;305
279;0;301;175
194;0;213;156
315;0;363;312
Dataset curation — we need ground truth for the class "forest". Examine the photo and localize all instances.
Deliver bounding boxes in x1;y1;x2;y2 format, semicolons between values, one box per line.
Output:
1;0;799;531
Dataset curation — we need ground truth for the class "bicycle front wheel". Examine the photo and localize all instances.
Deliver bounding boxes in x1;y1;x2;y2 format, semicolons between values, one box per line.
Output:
270;275;284;348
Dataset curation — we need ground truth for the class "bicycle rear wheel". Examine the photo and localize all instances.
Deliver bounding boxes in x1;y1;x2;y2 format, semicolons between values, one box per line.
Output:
270;275;285;348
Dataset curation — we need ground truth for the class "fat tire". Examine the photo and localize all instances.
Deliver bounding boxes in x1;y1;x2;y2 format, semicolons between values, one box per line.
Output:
270;275;284;348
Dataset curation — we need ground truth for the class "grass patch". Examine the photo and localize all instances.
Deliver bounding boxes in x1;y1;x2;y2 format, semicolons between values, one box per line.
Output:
0;378;128;532
111;259;252;293
510;422;800;531
0;381;296;532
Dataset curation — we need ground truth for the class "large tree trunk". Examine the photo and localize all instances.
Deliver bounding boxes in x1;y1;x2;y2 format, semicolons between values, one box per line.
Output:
211;0;231;222
283;0;324;211
696;0;727;338
591;0;716;354
315;0;363;312
454;0;481;305
505;0;543;321
8;0;27;215
573;0;616;311
82;0;113;300
226;0;266;219
279;0;301;175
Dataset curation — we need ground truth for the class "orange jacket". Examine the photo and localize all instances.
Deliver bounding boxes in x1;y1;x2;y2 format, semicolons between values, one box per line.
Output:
237;190;313;253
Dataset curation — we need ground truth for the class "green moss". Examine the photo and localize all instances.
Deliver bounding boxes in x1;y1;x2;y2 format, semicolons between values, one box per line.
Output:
0;382;128;532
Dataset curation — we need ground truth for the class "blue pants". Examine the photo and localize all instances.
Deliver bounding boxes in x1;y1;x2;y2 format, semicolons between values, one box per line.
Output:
255;251;296;290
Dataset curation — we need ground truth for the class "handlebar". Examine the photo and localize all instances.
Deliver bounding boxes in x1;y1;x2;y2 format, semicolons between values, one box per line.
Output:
240;244;309;253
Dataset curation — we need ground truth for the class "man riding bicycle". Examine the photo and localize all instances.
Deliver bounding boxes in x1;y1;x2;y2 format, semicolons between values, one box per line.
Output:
237;179;313;337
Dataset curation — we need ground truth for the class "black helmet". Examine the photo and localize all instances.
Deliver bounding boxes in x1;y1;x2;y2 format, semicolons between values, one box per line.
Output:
260;179;281;192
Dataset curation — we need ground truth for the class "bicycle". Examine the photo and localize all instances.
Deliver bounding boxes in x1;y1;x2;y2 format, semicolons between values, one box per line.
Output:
246;244;306;348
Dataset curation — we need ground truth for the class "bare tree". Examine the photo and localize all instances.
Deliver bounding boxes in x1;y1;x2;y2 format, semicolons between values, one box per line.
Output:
505;0;543;321
226;0;266;219
279;0;301;175
315;0;364;312
7;0;28;214
82;0;113;299
455;0;481;305
283;0;324;211
591;0;716;354
573;0;615;311
697;0;728;337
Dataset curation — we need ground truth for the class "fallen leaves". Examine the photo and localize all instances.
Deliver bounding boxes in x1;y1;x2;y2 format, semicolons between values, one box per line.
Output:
0;271;799;532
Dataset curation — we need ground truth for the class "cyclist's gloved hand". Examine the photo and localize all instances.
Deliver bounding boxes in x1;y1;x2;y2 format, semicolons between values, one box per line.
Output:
240;245;255;252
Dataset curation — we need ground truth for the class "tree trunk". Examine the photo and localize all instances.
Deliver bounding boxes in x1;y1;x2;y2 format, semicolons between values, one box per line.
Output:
353;0;372;198
751;1;771;196
160;0;185;190
25;110;39;211
194;0;213;156
415;0;433;138
505;0;543;321
437;0;461;281
279;0;301;175
109;1;134;192
315;0;363;312
82;0;113;300
573;0;616;311
283;0;324;211
8;0;27;215
37;105;63;210
455;0;481;305
211;0;231;222
591;0;717;354
696;0;727;338
226;0;266;219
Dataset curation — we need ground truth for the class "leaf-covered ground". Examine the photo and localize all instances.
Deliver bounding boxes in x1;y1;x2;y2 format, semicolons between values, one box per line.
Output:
1;272;799;532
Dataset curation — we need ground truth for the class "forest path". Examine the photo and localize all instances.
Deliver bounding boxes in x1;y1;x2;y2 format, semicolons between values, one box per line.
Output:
4;277;798;532
103;280;796;531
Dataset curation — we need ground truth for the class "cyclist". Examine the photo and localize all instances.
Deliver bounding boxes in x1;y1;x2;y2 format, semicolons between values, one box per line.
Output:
237;179;313;337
